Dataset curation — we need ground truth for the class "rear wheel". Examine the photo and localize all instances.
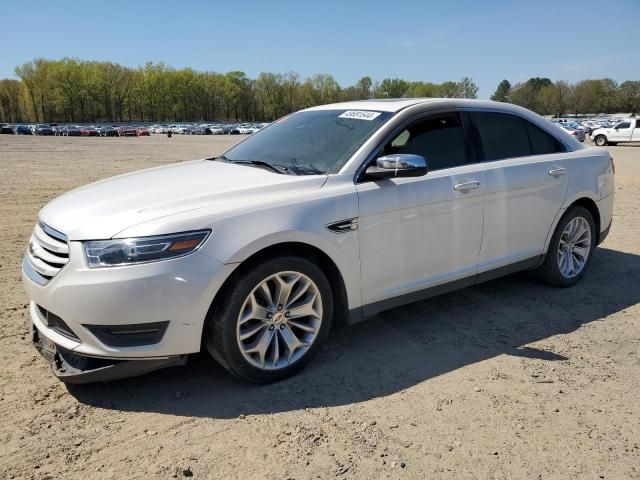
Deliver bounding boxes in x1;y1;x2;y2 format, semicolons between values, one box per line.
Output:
534;206;596;287
205;256;333;383
594;135;607;146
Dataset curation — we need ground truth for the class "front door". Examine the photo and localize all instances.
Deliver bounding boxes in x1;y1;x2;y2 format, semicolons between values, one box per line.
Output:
356;112;485;314
610;120;633;142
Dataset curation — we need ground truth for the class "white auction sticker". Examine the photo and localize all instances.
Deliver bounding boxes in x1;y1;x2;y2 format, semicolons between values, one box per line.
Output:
338;110;382;121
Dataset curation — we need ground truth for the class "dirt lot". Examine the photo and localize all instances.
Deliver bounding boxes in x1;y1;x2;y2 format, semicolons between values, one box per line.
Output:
0;135;639;480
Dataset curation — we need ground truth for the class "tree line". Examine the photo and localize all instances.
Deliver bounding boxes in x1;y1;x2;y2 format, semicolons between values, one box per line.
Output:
0;58;480;124
491;77;640;116
1;58;638;124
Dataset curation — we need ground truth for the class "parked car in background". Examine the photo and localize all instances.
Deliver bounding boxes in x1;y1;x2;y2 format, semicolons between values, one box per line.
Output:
175;125;194;135
208;125;224;135
97;126;119;137
591;118;640;146
135;127;151;136
0;124;15;134
35;124;55;136
22;98;614;384
220;124;236;134
193;125;211;135
560;124;585;142
80;126;98;137
62;126;82;136
15;125;32;135
118;126;138;137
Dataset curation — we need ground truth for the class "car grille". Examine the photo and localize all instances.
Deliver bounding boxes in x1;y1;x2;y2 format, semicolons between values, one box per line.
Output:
26;222;69;283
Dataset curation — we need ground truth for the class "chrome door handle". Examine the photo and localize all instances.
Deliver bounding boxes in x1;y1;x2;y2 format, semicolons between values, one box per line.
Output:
548;167;566;176
454;181;480;191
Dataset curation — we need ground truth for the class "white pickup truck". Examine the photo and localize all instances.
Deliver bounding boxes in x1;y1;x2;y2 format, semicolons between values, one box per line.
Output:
591;118;640;146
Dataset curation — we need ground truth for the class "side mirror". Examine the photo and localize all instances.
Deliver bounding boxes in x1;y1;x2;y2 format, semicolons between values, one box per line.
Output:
365;154;429;180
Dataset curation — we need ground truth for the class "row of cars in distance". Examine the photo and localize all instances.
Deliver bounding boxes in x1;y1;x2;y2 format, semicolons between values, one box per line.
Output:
149;123;269;135
550;116;638;143
0;122;270;136
0;123;150;136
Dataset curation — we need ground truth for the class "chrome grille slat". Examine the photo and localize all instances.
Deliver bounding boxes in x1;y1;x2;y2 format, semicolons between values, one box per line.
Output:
29;237;69;265
26;222;70;284
34;223;69;254
26;249;59;277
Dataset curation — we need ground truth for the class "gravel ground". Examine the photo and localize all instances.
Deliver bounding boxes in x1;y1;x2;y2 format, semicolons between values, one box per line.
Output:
0;135;638;480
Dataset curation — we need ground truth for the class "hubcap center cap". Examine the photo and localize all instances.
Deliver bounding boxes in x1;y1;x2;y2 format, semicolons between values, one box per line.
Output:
272;312;286;324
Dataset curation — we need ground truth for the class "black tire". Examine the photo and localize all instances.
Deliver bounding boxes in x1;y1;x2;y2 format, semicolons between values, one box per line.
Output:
594;135;607;146
205;255;334;383
534;205;596;287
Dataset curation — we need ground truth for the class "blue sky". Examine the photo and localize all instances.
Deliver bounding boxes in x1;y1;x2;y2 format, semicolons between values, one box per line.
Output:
3;0;639;98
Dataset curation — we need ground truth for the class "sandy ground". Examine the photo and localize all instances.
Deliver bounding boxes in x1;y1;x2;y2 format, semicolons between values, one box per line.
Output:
0;135;639;480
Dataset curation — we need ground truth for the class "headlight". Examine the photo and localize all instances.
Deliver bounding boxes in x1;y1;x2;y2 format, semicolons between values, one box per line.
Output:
83;230;210;268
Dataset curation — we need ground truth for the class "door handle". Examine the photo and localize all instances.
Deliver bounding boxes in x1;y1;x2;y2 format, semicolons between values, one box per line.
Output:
548;167;566;176
454;181;480;191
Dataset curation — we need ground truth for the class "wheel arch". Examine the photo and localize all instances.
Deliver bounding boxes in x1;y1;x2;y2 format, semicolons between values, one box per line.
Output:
544;195;602;256
570;197;601;243
206;241;351;333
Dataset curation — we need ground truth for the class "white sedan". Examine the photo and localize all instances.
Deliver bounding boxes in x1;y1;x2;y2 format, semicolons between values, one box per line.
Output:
23;99;614;384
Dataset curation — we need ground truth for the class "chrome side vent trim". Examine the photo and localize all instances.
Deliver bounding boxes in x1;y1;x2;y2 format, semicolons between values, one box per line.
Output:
326;218;358;234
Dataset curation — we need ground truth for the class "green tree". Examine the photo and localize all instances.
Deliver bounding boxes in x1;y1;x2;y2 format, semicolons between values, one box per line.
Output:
618;81;640;113
379;78;409;98
457;77;479;99
491;79;511;102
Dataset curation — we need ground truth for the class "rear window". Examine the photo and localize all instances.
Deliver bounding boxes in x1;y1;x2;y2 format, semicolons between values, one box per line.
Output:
472;112;565;160
525;122;565;154
472;112;531;161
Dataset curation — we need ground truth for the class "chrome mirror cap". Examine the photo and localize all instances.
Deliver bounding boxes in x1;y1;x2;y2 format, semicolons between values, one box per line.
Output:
376;154;427;170
365;154;429;180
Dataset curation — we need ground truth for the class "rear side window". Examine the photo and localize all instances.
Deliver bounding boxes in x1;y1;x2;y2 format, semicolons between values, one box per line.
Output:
472;112;531;161
524;121;565;155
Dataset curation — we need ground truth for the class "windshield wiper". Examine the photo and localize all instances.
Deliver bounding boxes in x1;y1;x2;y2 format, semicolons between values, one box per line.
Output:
218;157;288;174
287;165;325;175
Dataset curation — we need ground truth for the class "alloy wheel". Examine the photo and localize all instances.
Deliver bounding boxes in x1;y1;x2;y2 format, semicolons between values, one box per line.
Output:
236;271;323;370
557;216;591;278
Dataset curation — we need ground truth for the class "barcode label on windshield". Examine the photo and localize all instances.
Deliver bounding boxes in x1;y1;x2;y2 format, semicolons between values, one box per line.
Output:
338;110;382;121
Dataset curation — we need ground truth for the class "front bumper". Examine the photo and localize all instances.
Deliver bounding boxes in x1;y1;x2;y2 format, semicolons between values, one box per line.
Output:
32;323;187;383
23;244;236;360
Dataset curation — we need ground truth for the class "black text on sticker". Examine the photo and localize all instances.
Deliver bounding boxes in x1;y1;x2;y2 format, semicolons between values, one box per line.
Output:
338;110;382;121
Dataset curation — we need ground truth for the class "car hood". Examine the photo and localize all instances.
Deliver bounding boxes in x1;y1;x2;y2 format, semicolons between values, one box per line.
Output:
39;159;327;240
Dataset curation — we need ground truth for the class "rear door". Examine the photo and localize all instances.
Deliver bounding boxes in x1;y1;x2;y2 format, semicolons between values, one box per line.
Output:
470;111;569;272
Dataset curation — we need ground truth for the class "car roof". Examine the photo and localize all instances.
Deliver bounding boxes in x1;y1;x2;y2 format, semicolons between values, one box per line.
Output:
304;98;520;113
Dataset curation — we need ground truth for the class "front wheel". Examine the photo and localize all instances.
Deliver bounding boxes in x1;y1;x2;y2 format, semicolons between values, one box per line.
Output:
594;135;607;146
205;256;334;383
534;206;596;287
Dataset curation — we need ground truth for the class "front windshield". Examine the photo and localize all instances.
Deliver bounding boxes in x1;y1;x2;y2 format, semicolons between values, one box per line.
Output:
220;109;393;174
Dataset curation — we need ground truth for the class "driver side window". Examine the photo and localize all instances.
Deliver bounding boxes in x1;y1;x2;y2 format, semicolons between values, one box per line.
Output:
382;113;468;171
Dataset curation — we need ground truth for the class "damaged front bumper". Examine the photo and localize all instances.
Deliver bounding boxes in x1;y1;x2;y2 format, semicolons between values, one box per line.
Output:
31;324;188;384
